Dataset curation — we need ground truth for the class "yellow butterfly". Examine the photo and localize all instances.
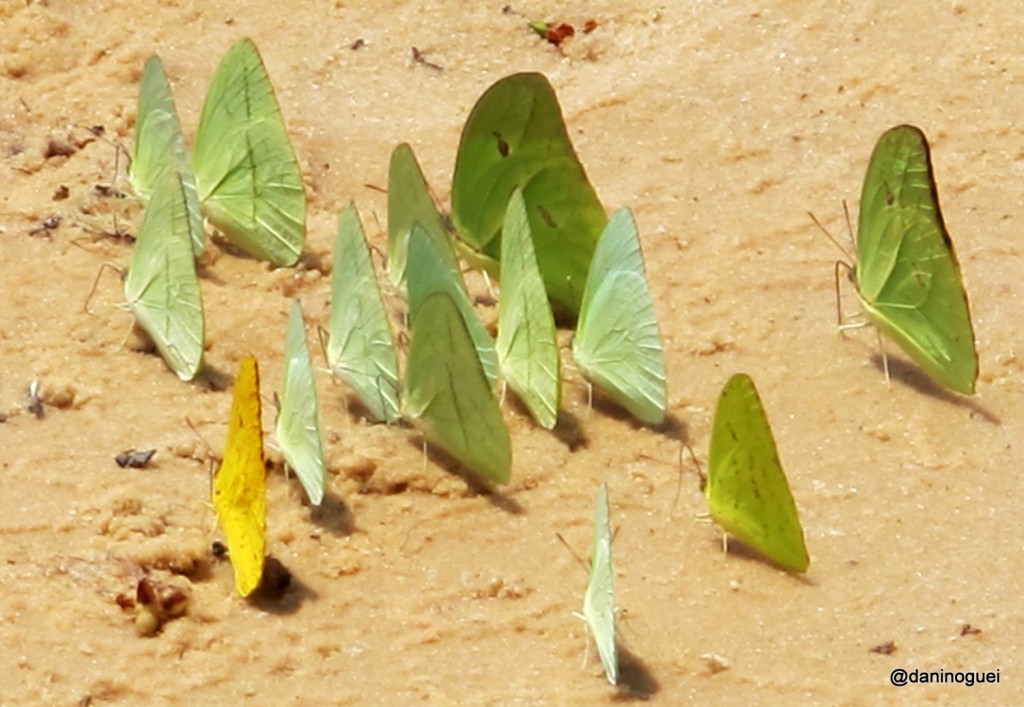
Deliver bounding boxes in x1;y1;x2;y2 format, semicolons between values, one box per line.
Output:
213;355;267;597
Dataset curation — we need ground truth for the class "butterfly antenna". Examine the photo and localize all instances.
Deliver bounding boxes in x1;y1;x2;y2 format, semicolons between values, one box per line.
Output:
669;442;699;514
808;211;855;264
685;443;705;494
315;324;331;369
185;416;217;460
270;390;284;427
842;199;856;245
369;241;388;271
555;531;589;573
184;416;220;514
83;262;122;314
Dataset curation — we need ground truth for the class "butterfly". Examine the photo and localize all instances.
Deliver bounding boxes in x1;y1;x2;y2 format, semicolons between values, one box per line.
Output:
451;72;606;315
123;169;204;381
192;38;306;266
572;208;667;424
213;355;268;596
706;374;809;573
495;187;561;429
845;124;977;394
277;301;327;505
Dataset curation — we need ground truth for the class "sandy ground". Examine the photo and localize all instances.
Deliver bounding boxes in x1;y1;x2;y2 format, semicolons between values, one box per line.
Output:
1;1;1022;704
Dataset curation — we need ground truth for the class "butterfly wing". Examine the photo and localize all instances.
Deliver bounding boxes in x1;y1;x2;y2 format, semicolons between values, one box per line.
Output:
856;124;977;394
130;55;205;255
402;292;511;485
582;482;618;685
214;355;267;597
496;188;560;429
571;208;667;424
706;374;809;573
406;223;500;390
277;301;327;506
451;72;606;315
193;38;305;266
124;170;205;381
386;142;454;287
327;203;401;423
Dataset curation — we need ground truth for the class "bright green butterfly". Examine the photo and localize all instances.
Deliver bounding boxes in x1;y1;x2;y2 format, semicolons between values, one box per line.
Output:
582;482;617;685
706;374;809;574
571;208;667;424
406;223;499;390
328;202;401;423
193;38;306;266
386;142;454;287
496;188;560;429
847;124;977;395
130;55;205;255
451;72;607;316
277;300;327;506
123;169;204;381
402;291;511;485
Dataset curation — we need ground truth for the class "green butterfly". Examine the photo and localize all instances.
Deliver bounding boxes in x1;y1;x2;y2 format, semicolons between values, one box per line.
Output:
130;55;205;255
193;38;306;266
406;223;499;390
451;72;607;315
706;374;809;574
327;203;401;423
386;142;453;287
277;300;327;505
848;124;977;395
402;291;511;485
123;170;205;381
496;188;561;429
572;208;667;424
582;482;617;685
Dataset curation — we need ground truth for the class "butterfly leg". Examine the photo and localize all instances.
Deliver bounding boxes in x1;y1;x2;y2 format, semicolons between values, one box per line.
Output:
875;328;891;389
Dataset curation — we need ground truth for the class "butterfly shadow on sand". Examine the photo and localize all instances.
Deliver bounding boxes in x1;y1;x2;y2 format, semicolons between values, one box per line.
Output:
869;354;999;424
248;556;319;615
306;488;356;538
615;642;661;701
713;537;817;585
586;393;688;443
403;437;524;515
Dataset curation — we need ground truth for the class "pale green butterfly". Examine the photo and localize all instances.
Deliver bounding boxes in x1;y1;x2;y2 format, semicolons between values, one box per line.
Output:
277;300;327;506
451;72;607;315
496;188;560;429
706;373;809;574
386;142;455;287
123;169;204;381
401;291;511;485
327;202;401;423
406;223;499;390
847;124;977;395
192;38;306;266
571;208;667;425
582;482;617;685
130;55;205;255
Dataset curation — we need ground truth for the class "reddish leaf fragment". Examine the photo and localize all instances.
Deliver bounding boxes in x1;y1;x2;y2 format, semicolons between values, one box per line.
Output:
529;20;575;46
